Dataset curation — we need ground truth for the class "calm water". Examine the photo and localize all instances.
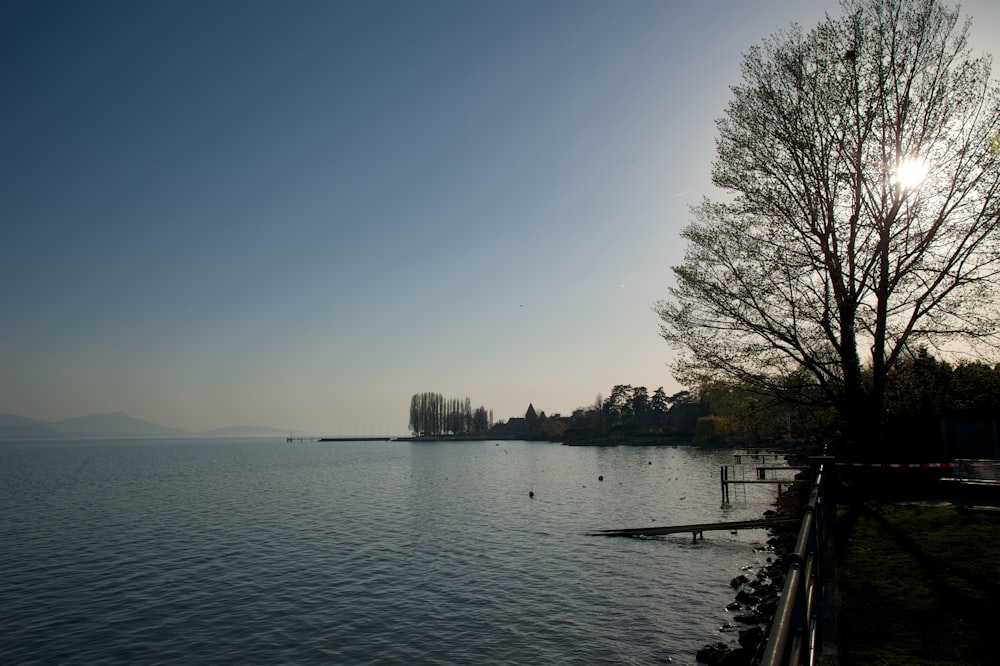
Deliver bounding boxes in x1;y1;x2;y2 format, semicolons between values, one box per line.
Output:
1;438;783;665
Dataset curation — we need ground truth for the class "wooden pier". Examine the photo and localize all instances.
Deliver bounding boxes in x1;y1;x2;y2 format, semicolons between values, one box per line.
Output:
733;449;783;464
287;435;392;442
721;462;806;502
592;517;794;543
755;465;807;479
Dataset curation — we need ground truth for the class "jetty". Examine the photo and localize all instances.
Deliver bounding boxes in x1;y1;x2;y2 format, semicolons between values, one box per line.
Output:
720;451;807;502
755;465;808;479
591;517;795;543
287;435;393;442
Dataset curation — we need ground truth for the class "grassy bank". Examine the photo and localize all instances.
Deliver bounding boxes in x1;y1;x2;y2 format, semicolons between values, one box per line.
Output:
836;502;1000;665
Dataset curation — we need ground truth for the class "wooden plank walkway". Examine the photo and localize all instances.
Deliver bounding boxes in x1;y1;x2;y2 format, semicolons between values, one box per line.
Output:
721;464;807;501
756;465;808;473
591;517;795;543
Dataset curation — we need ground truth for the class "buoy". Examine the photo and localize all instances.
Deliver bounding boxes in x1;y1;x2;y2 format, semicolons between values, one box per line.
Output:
529;491;534;498
598;475;604;481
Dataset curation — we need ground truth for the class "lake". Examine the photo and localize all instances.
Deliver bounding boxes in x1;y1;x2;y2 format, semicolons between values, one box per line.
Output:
0;438;784;664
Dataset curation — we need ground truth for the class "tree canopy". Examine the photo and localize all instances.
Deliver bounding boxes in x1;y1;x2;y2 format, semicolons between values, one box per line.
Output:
657;0;1000;457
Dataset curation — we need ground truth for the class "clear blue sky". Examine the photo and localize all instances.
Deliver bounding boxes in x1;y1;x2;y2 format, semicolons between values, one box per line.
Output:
3;0;998;435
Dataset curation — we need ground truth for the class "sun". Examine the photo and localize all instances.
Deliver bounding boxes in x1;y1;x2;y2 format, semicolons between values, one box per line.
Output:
894;156;929;191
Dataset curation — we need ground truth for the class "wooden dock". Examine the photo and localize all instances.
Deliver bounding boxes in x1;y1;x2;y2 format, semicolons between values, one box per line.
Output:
733;450;782;464
592;517;794;543
721;464;806;502
755;465;808;478
287;436;392;442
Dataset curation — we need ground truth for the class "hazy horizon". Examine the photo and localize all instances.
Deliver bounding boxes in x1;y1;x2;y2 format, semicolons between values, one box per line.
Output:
4;0;999;435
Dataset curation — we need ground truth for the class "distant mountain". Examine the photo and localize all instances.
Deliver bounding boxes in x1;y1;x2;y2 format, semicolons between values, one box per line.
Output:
55;412;186;437
0;414;49;428
0;411;298;440
0;414;59;439
0;412;291;439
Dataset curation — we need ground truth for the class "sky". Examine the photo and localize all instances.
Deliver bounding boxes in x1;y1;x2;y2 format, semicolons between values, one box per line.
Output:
3;0;999;435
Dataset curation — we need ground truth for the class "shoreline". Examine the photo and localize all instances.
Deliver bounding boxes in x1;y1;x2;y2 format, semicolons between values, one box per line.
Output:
696;472;810;664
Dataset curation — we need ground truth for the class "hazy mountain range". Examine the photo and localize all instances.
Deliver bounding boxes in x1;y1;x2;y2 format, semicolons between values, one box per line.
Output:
0;412;292;439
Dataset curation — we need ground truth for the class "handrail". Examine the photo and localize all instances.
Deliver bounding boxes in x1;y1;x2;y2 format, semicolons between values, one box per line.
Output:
757;459;831;666
951;459;1000;482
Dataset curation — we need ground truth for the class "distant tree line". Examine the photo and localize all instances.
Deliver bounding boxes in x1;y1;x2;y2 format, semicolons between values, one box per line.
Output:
487;386;708;444
411;352;1000;458
558;385;706;444
408;392;492;437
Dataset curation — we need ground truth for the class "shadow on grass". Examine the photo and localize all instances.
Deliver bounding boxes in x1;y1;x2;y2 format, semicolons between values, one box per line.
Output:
836;501;1000;665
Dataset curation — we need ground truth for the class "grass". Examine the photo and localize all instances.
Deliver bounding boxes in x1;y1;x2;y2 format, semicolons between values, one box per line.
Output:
835;501;1000;665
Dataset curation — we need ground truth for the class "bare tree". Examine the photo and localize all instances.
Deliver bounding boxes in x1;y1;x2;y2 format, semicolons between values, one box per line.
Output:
408;392;492;436
656;0;1000;456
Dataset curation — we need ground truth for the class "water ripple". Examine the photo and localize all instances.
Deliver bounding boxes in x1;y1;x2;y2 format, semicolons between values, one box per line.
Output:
1;439;778;665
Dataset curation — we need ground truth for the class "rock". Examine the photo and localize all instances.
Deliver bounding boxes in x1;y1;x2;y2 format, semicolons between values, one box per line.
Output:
733;613;760;624
717;647;753;665
726;601;742;611
696;644;752;666
756;597;778;619
730;574;750;588
752;583;777;598
696;642;729;663
738;626;764;651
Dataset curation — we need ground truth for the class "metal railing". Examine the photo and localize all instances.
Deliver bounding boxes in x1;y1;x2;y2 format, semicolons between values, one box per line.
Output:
757;458;833;666
949;458;1000;483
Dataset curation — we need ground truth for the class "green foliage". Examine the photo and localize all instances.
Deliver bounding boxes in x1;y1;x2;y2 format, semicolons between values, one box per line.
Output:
695;380;837;447
553;384;707;442
881;350;1000;458
693;415;727;445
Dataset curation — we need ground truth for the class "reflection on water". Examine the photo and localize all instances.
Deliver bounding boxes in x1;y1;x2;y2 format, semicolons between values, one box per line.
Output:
0;438;783;665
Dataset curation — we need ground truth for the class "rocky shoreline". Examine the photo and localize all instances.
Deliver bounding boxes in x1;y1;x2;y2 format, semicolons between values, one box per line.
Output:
696;475;810;665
